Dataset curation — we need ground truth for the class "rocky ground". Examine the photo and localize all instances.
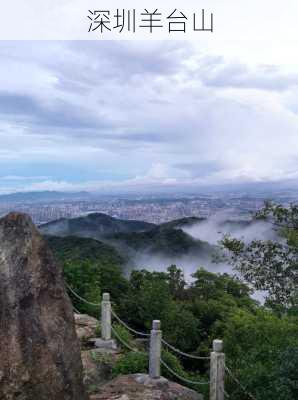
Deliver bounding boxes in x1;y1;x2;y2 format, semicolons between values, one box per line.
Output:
90;375;203;400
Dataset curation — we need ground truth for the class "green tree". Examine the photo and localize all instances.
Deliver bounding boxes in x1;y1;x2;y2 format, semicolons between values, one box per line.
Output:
223;309;298;400
64;259;128;315
222;202;298;311
166;264;186;299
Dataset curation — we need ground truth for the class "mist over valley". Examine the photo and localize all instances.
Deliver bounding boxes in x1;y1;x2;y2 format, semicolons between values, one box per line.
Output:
40;211;277;301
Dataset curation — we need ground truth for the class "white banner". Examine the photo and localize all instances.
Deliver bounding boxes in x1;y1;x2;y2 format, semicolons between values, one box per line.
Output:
0;0;297;40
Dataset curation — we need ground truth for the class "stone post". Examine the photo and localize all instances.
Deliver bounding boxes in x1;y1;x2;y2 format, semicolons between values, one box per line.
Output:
101;292;111;341
210;339;225;400
94;292;116;350
149;320;162;379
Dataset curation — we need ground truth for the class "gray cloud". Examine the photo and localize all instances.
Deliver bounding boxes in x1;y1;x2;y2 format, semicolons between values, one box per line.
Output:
0;92;114;130
174;161;223;178
0;41;297;193
196;57;298;91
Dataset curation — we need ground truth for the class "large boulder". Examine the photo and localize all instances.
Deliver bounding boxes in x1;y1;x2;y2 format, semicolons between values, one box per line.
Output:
0;213;88;400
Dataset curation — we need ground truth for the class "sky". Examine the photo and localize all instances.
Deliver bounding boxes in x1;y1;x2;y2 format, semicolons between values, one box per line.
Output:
0;39;298;194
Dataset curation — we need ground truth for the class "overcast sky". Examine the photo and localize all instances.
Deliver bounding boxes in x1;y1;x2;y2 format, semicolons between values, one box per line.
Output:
0;40;298;194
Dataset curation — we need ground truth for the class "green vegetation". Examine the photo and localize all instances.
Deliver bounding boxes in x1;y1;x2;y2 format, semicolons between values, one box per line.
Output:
111;323;135;352
222;201;297;311
47;235;128;315
48;203;297;400
111;226;213;257
112;352;148;376
41;212;155;239
223;309;298;400
46;235;125;265
159;216;205;230
112;348;209;397
45;216;216;266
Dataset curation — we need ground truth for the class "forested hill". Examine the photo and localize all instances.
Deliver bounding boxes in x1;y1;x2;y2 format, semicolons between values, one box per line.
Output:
46;235;125;265
40;214;215;261
109;226;213;257
159;216;205;230
40;213;155;238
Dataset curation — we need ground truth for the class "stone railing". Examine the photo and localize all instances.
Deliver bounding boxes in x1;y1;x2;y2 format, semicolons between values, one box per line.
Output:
67;285;257;400
99;292;224;400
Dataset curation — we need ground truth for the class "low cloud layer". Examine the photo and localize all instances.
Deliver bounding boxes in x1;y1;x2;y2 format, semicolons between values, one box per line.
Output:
0;41;298;193
182;211;278;245
131;213;276;303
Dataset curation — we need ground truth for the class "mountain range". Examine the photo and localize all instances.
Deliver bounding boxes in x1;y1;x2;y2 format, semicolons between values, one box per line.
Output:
40;213;155;238
40;213;215;270
0;191;91;203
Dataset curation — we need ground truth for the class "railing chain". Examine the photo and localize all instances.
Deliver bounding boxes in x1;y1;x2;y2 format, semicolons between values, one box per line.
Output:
66;283;101;307
160;359;209;386
225;366;257;400
111;308;150;337
162;338;210;360
111;325;141;353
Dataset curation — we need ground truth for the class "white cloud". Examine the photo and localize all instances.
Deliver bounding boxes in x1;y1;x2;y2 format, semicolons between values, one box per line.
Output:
0;40;297;193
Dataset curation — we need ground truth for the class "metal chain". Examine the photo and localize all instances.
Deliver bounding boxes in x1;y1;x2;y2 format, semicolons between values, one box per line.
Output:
111;308;150;337
160;359;209;386
65;283;101;307
111;325;141;353
162;339;210;360
225;366;257;400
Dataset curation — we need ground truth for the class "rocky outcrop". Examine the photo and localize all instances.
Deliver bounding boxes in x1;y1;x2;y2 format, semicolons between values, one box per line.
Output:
0;213;88;400
75;313;99;341
90;374;203;400
73;312;120;392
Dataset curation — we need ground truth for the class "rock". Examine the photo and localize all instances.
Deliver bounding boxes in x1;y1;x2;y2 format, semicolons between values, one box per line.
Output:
0;213;88;400
74;313;99;341
81;348;121;393
90;374;203;400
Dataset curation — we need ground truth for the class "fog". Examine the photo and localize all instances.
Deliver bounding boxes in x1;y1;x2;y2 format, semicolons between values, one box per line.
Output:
131;252;231;281
41;210;277;303
182;211;277;244
130;212;277;303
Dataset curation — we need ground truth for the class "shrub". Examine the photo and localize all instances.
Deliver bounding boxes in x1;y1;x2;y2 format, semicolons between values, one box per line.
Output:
112;351;148;376
112;323;134;352
161;349;186;380
161;349;209;397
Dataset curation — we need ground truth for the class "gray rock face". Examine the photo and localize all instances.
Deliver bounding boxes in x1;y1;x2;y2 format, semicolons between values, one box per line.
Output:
0;213;88;400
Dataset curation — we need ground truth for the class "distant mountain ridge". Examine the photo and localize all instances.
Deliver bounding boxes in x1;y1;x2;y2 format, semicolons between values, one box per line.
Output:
159;216;205;230
0;191;91;203
40;212;155;238
39;213;215;264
